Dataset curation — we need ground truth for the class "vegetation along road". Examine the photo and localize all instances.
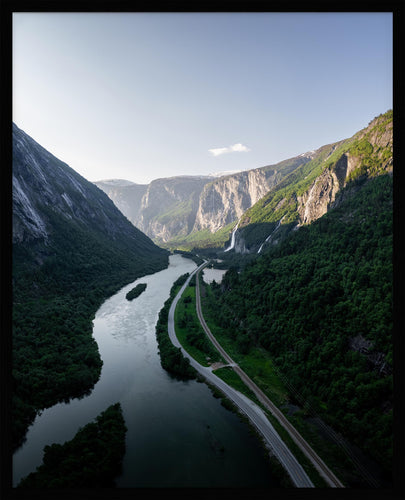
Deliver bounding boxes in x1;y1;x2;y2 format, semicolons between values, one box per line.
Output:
168;261;315;488
195;262;344;489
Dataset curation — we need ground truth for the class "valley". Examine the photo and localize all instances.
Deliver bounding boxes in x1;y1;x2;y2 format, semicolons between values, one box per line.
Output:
11;110;393;489
96;111;392;254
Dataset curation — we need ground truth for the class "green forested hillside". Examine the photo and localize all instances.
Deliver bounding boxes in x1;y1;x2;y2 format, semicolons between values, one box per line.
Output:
12;213;168;450
12;124;169;450
236;110;392;250
242;110;392;227
206;173;393;476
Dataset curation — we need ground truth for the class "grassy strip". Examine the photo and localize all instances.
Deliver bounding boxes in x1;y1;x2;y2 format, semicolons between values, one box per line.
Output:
213;367;263;407
264;410;329;488
213;367;328;488
174;278;223;366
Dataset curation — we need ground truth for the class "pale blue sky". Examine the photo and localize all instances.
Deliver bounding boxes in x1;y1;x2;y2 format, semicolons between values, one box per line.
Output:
13;12;392;184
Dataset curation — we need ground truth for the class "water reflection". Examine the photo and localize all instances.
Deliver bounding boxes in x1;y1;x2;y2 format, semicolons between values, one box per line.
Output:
13;255;278;488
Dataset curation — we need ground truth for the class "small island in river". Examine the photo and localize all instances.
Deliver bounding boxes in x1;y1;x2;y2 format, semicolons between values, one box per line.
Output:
17;403;127;488
126;283;147;301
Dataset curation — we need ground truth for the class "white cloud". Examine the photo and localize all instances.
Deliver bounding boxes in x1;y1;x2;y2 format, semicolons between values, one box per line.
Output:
209;143;250;157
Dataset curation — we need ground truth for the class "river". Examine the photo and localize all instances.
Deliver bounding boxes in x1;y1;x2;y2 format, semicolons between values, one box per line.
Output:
13;254;279;488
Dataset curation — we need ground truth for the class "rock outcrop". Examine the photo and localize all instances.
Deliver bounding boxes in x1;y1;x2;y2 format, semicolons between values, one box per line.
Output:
12;123;167;260
95;155;309;244
193;168;281;233
297;112;393;225
297;153;349;225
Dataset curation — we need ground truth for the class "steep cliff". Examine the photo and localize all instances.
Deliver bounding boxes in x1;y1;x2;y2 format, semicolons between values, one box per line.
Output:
12;123;167;262
95;155;309;247
235;110;392;253
296;111;393;225
193;155;310;233
93;179;148;228
96;175;212;243
12;123;168;449
139;176;211;241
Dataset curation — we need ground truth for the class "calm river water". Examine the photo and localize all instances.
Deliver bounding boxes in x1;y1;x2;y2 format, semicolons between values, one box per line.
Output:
13;254;278;488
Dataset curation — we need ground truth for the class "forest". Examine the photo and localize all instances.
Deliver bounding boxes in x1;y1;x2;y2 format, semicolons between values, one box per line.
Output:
126;283;147;301
12;209;168;450
204;174;393;478
155;273;197;379
17;403;127;488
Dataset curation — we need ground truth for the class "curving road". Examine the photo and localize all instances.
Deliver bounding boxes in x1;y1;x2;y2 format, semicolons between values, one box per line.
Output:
168;262;314;488
194;263;344;489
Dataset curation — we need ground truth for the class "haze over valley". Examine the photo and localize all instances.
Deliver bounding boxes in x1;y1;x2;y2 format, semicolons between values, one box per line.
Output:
10;10;395;493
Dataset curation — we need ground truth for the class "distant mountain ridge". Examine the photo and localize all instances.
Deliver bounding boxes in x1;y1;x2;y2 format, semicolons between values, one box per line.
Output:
95;154;311;246
95;111;392;252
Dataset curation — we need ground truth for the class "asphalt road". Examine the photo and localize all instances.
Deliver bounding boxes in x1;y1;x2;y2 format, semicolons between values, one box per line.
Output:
168;262;314;488
194;264;344;488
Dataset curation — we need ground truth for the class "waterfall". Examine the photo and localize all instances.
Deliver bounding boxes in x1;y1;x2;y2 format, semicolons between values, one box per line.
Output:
224;221;239;252
257;220;281;254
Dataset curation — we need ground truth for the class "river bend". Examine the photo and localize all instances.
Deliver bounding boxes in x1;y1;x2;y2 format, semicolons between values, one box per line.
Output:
13;255;278;488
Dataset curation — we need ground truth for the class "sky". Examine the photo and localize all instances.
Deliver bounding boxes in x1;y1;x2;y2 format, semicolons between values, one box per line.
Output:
13;12;393;185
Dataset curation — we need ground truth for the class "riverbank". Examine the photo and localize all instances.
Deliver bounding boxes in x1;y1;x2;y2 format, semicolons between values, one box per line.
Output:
14;255;284;489
165;262;314;487
199;271;382;488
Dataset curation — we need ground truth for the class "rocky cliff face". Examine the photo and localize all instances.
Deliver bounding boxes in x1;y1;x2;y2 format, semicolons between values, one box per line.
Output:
97;175;212;242
233;110;393;254
12;123;167;260
94;179;148;227
296;153;350;225
296;112;393;225
95;155;309;244
194;168;281;232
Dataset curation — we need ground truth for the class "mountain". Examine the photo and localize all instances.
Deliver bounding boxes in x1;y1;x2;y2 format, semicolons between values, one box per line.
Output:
93;179;148;231
192;156;312;233
95;155;310;248
12;123;169;449
96;111;392;253
95;175;212;243
205;171;393;484
12;125;166;256
199;111;393;484
231;110;393;253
